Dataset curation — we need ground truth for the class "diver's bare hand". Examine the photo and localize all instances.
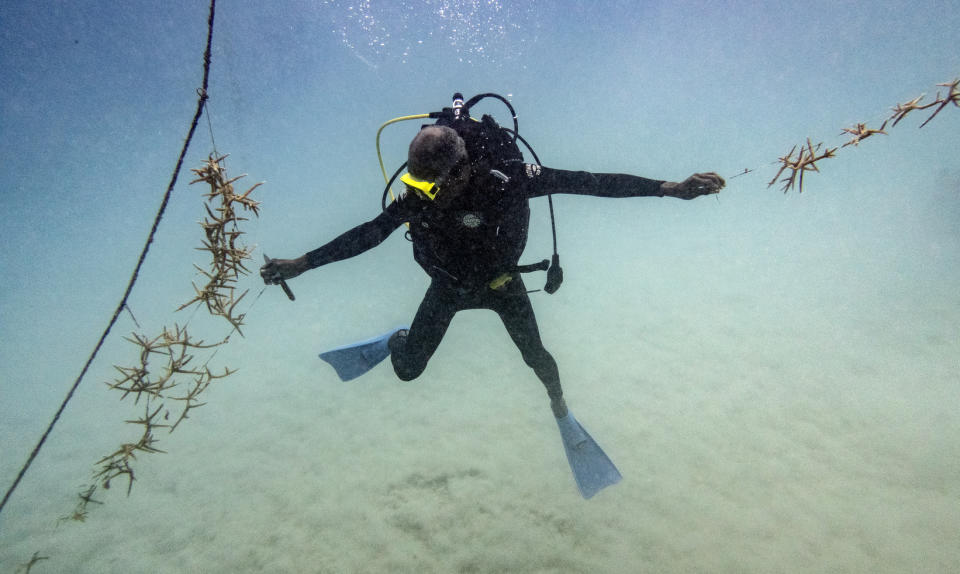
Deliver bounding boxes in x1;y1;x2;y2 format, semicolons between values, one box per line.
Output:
260;256;308;285
660;172;725;199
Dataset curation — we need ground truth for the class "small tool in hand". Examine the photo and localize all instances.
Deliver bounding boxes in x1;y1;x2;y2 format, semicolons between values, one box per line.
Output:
263;253;295;301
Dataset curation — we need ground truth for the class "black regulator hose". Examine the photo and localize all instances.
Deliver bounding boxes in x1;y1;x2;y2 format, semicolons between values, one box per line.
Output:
463;93;519;141
382;161;408;212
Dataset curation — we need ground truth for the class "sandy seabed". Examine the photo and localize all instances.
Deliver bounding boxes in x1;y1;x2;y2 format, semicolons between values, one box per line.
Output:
2;189;959;574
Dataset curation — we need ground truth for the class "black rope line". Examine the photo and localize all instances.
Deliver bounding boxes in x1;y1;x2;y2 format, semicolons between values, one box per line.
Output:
0;0;217;519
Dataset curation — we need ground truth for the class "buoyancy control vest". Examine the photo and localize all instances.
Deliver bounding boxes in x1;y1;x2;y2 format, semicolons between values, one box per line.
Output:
377;93;563;293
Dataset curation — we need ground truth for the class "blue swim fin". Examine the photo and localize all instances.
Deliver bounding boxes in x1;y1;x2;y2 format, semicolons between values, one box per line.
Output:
556;411;622;499
319;326;408;381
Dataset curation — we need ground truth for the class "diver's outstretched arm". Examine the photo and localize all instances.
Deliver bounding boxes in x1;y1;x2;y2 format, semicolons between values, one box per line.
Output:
524;165;723;200
260;207;404;285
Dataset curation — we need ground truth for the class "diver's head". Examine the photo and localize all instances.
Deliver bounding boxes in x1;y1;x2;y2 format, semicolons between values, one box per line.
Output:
401;125;470;202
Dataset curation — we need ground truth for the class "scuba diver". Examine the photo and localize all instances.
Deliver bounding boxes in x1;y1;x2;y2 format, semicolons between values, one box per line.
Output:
260;93;725;498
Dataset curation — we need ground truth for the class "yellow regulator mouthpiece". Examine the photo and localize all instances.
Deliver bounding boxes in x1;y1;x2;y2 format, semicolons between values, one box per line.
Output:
400;172;438;200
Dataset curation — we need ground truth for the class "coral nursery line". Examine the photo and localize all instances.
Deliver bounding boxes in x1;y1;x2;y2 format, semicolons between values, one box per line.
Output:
729;77;959;193
0;0;219;524
62;154;264;523
179;154;263;334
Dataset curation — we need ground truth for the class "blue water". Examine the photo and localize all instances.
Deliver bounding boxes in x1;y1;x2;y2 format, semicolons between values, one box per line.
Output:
2;1;959;572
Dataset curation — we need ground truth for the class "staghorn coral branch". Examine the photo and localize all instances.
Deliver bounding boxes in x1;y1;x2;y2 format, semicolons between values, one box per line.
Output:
919;78;960;128
767;139;836;193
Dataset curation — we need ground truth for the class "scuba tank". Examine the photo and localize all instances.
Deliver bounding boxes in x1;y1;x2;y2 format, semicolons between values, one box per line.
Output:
377;93;563;294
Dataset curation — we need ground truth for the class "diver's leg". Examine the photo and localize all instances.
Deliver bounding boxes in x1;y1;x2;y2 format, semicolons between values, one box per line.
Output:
490;278;567;417
389;281;459;381
491;281;621;498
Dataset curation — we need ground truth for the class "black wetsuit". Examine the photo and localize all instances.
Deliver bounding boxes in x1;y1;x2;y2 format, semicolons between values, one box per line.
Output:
305;164;665;403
